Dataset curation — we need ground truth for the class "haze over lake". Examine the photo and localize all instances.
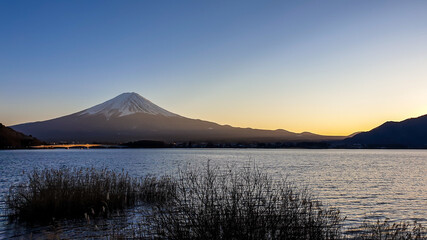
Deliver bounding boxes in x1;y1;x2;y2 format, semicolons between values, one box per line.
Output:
0;149;425;238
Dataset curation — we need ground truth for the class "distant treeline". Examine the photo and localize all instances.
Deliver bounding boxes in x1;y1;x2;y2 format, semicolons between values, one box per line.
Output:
121;140;425;149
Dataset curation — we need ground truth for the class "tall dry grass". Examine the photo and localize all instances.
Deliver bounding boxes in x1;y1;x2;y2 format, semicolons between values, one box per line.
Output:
149;163;343;240
353;219;425;240
6;167;175;222
6;164;425;240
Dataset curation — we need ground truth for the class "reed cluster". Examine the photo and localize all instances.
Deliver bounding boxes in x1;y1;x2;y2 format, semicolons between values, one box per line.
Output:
353;219;425;240
149;163;343;240
6;167;175;222
6;164;425;239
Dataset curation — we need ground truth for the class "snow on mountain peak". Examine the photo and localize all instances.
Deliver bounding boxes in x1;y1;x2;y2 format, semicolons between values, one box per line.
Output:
79;92;178;119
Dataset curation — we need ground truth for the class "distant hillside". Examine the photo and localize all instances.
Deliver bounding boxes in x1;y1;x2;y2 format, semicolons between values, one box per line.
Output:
340;114;427;148
0;123;43;149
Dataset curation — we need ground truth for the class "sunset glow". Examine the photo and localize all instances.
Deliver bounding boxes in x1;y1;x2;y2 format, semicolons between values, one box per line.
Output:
1;1;427;136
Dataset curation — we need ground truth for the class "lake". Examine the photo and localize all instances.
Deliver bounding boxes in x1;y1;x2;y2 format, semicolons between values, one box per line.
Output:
0;149;426;238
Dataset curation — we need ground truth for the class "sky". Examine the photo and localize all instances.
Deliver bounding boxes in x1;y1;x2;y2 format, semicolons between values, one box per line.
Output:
1;0;427;136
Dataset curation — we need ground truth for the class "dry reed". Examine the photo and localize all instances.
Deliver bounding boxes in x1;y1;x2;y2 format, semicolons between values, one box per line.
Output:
6;167;175;222
148;163;343;240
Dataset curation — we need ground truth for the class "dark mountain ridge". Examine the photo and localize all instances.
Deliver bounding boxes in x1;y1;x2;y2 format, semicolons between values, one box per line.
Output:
340;114;427;148
10;93;344;144
0;123;44;149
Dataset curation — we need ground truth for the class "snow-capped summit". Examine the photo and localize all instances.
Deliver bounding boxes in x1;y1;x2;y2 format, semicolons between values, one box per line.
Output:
79;92;178;119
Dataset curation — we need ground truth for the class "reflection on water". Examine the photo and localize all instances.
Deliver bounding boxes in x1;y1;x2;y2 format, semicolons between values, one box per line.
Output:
0;149;426;238
3;208;144;239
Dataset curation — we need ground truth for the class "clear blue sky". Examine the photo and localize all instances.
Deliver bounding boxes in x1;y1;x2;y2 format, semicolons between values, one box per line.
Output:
1;1;427;135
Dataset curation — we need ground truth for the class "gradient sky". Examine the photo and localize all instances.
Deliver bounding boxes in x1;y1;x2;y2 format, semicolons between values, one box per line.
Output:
1;1;427;135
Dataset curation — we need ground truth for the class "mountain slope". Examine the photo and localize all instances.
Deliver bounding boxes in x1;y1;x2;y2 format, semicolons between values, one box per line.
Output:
0;123;43;149
11;93;344;143
341;114;427;148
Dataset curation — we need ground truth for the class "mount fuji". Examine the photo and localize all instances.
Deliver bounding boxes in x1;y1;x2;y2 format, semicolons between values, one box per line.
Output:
11;92;344;143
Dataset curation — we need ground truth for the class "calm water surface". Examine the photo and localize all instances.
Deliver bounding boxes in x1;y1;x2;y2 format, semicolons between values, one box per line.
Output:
0;149;426;238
